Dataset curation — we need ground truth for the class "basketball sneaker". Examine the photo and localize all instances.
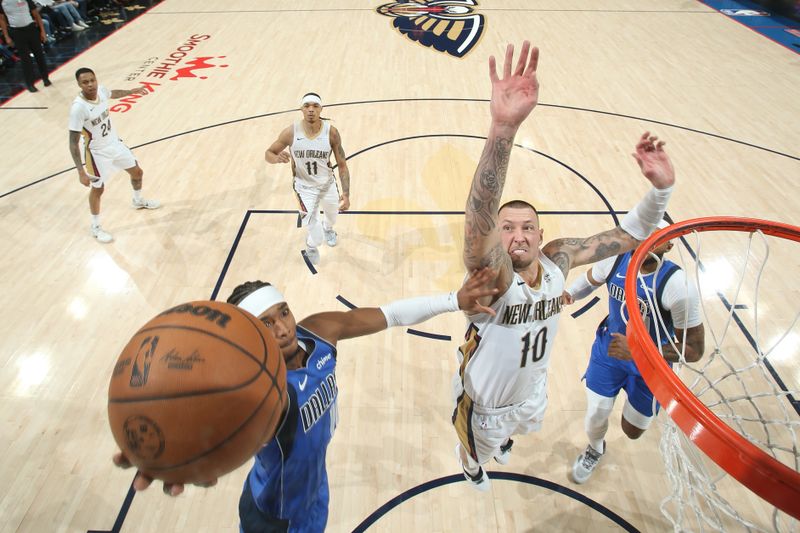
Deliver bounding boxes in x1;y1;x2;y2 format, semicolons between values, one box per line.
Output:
324;228;337;247
494;438;514;465
131;197;161;209
304;246;320;265
456;444;491;492
571;442;605;484
91;224;113;243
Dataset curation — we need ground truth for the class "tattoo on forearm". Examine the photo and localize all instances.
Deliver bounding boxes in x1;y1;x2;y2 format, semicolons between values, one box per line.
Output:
69;133;83;169
339;169;350;195
336;145;349;194
464;136;513;265
549;251;570;278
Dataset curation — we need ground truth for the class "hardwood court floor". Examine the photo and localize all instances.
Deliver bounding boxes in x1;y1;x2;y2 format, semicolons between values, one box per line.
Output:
0;1;797;532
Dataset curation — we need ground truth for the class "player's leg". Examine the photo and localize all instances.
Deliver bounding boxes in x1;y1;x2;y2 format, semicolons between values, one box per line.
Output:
296;184;324;264
451;379;495;491
572;343;625;483
122;146;160;209
620;374;657;440
320;184;339;247
88;183;112;243
86;149;113;242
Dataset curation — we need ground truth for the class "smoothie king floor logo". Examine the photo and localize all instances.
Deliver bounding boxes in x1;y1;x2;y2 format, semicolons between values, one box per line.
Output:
112;34;228;113
376;0;485;58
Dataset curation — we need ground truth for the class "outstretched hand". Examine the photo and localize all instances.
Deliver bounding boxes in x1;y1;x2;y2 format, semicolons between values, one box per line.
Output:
457;267;500;316
489;41;540;130
112;452;217;497
632;132;675;190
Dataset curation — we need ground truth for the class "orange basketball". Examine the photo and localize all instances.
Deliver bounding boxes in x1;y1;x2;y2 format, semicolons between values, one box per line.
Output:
108;300;286;484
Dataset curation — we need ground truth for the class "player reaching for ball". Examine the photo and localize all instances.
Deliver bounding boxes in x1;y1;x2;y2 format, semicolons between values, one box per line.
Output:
113;268;498;532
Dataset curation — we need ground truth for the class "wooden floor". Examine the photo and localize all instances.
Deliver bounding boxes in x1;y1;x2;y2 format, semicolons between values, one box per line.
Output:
1;1;798;532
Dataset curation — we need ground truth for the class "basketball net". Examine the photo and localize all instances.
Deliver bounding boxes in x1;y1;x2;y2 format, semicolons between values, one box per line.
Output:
625;218;800;532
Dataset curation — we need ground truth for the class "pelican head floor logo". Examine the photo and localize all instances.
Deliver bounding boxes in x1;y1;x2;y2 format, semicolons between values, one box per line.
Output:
376;0;485;58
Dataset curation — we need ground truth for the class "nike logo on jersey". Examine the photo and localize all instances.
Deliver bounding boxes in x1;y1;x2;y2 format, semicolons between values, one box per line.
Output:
298;375;308;391
615;273;626;279
296;137;303;140
517;281;526;285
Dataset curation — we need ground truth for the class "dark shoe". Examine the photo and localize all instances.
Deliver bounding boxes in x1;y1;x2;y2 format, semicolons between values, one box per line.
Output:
26;84;38;93
43;78;52;87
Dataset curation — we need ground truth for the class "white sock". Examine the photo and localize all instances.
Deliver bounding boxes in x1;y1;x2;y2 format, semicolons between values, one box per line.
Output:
585;389;614;454
91;214;101;227
586;412;608;454
133;189;142;202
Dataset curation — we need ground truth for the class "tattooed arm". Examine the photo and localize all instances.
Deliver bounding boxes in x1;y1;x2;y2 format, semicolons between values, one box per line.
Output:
542;132;676;277
330;126;350;211
464;41;541;299
542;227;639;277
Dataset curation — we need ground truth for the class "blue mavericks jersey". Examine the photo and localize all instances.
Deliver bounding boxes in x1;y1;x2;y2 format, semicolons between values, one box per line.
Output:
594;252;679;375
246;325;338;532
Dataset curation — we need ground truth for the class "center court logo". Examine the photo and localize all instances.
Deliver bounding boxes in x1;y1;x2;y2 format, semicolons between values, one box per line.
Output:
111;34;229;113
376;0;485;58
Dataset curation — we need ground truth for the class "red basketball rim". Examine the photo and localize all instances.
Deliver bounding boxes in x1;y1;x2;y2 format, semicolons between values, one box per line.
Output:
625;216;800;520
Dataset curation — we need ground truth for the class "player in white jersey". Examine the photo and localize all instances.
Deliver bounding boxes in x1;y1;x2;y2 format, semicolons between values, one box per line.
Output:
454;41;677;491
68;67;160;244
264;93;351;266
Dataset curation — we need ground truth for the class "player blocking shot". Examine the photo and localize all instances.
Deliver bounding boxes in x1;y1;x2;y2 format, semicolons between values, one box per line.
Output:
453;40;677;491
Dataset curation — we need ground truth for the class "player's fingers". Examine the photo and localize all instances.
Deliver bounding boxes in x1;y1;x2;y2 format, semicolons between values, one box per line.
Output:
503;43;513;79
514;40;530;76
488;55;498;83
112;452;132;469
132;472;153;491
525;45;539;76
163;483;184;497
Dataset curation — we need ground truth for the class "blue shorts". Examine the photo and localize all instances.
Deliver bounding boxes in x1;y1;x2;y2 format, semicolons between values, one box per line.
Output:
583;335;660;417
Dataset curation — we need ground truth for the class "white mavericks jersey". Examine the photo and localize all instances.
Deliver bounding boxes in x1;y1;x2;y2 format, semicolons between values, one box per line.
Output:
291;120;334;188
68;86;121;151
458;254;565;408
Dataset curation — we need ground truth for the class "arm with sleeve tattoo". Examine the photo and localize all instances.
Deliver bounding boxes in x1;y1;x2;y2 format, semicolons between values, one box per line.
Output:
542;132;676;277
464;41;540;294
330;126;350;210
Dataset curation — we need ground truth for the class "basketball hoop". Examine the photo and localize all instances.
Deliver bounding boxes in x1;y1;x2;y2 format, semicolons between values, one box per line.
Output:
625;217;800;531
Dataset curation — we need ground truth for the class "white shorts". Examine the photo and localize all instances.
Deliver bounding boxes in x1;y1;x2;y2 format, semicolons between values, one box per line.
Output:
452;375;548;465
293;178;339;220
85;141;137;187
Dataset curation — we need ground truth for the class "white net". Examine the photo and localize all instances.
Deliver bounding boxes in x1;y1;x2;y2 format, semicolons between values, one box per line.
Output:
630;221;800;532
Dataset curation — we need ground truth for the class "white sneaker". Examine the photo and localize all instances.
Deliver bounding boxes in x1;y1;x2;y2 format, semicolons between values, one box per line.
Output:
456;444;491;492
91;224;113;243
78;20;89;28
71;23;85;32
571;442;605;484
324;228;337;247
131;197;161;210
304;246;320;265
494;438;514;465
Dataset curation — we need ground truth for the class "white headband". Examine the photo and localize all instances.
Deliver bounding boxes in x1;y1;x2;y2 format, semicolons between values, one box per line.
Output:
237;285;286;316
301;94;322;106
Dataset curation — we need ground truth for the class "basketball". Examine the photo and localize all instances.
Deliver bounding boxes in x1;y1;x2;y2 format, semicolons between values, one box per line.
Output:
108;300;287;484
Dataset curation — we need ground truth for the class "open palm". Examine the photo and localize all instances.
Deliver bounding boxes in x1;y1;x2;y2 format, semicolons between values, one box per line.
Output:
489;41;540;129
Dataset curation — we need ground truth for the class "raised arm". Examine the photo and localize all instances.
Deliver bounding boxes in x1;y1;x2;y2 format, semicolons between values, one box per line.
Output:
464;42;540;291
265;127;293;164
329;126;350;210
542;132;675;276
299;268;498;343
